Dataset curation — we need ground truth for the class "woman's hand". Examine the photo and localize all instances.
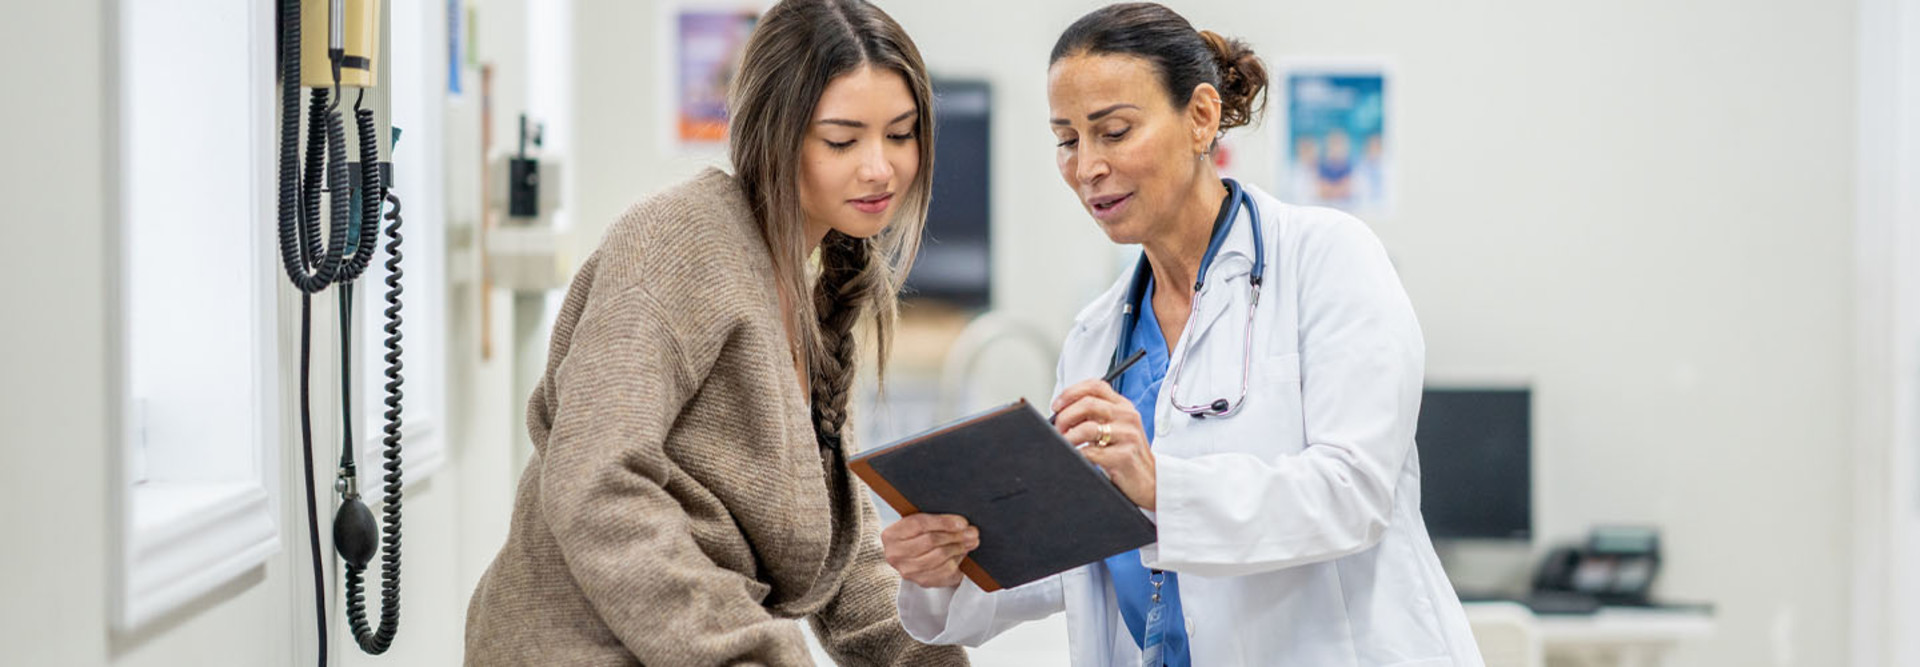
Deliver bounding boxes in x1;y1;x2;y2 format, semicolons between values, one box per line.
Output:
881;513;979;589
1052;379;1156;511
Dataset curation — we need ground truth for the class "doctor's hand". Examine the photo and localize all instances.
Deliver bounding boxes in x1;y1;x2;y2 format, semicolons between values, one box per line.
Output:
881;513;979;589
1053;380;1156;511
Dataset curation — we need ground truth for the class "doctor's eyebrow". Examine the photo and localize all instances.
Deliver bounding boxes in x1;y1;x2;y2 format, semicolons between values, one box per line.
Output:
817;110;918;128
1051;103;1141;125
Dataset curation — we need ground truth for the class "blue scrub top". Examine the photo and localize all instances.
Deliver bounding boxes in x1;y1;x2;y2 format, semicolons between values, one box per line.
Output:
1102;276;1191;666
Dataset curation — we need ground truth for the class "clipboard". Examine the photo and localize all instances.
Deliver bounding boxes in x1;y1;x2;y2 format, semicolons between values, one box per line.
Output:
849;399;1158;591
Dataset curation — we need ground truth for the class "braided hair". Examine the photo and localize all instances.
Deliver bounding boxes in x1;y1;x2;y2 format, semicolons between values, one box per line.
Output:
808;231;889;456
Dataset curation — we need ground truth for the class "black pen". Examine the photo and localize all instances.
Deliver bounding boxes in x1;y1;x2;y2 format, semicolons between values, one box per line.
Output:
1048;348;1148;425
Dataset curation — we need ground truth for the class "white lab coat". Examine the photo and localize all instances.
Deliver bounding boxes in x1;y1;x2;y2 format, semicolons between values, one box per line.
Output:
897;183;1484;666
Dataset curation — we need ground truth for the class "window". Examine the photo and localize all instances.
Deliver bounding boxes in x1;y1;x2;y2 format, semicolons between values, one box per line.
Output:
114;0;279;630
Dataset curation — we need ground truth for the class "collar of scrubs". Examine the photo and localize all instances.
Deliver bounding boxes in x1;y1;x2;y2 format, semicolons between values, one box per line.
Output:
1110;179;1263;370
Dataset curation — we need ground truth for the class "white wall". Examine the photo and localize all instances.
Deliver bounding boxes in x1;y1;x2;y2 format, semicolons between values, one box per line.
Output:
0;2;307;665
0;1;526;665
1228;4;1854;667
1853;0;1920;665
1289;4;1855;666
566;1;1861;665
0;1;118;663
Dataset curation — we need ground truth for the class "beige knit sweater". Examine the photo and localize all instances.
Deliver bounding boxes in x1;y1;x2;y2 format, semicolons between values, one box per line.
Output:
464;169;967;666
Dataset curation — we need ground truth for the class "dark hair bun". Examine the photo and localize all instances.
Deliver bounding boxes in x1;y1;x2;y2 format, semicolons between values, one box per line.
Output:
1197;30;1268;131
1052;4;1269;142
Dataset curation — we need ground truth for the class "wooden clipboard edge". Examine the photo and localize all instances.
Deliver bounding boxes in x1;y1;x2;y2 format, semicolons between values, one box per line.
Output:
956;558;1001;592
846;402;1022;593
847;458;1005;592
847;455;920;518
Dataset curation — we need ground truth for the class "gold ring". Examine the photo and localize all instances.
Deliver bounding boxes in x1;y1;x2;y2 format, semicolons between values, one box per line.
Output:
1097;422;1113;447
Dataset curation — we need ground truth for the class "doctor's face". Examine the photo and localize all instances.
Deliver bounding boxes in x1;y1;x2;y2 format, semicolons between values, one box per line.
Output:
1048;53;1213;245
799;65;922;245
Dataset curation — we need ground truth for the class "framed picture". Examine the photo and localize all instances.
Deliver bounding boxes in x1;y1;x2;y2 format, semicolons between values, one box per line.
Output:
660;2;762;149
1277;59;1393;217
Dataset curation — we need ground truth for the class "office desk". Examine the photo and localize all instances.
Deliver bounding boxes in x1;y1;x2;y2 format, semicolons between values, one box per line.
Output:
1465;602;1716;667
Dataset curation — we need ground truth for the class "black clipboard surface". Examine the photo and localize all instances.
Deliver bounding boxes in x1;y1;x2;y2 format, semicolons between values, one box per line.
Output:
849;399;1158;591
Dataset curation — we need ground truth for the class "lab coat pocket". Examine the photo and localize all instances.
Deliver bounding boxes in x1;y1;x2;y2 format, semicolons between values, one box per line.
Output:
1260;352;1303;384
1253;353;1307;454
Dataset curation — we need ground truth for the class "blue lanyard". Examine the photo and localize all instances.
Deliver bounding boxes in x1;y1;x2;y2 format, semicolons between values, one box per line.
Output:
1108;179;1265;376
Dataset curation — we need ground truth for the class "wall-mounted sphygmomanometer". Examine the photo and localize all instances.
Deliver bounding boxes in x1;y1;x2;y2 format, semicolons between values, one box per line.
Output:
275;0;406;663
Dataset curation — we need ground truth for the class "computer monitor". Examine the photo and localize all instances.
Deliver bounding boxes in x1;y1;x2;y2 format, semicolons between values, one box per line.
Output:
902;79;992;309
1415;387;1531;541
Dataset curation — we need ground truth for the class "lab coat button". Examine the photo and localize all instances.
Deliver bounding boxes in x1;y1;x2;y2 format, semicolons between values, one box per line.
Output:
1185;617;1196;637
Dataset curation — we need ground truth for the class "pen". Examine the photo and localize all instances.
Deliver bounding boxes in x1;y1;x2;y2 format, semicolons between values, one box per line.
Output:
1048;348;1148;425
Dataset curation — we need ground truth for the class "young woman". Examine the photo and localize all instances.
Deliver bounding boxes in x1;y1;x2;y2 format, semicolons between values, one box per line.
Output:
464;1;967;664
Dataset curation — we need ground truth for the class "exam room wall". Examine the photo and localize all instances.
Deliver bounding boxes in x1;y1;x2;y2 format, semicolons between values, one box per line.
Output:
0;2;304;665
0;0;123;663
565;1;1859;666
0;1;522;665
1218;4;1858;667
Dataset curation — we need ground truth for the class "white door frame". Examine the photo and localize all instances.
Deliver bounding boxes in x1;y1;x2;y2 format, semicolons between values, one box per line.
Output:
1854;0;1920;665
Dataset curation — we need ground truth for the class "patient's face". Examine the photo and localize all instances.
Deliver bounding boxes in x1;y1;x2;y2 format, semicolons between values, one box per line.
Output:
798;65;922;245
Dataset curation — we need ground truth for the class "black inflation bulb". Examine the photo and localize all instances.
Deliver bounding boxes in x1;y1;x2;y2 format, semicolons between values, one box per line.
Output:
333;497;379;568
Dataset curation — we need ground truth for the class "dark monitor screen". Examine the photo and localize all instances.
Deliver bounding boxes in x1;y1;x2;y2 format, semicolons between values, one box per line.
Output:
903;79;991;309
1415;387;1531;540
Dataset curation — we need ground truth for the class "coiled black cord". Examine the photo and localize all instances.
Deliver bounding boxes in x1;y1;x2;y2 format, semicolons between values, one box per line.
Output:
342;188;405;653
342;94;382;280
282;87;353;293
276;0;404;661
328;81;404;658
300;90;328;268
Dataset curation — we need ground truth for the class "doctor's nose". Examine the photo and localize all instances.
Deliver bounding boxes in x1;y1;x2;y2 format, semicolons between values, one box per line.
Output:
1073;152;1109;187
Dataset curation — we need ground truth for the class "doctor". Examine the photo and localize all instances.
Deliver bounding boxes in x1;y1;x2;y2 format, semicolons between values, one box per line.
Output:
880;3;1483;665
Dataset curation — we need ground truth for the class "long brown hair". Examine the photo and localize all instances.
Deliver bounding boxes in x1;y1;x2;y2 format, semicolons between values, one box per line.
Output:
728;0;935;449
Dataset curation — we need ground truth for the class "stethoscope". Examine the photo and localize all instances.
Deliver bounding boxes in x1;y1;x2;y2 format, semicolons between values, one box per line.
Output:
1108;178;1266;419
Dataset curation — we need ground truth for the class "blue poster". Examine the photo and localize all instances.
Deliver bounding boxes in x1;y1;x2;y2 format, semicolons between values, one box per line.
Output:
1284;70;1388;213
447;0;463;94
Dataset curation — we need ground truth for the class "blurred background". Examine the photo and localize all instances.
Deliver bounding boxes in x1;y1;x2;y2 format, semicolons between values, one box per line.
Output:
3;0;1917;665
